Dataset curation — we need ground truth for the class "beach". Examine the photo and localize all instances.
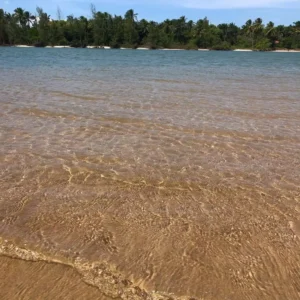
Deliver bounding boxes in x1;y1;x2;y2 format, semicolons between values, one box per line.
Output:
9;45;300;52
1;48;300;300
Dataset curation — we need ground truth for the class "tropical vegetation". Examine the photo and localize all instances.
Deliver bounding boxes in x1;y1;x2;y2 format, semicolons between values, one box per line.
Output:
0;6;300;50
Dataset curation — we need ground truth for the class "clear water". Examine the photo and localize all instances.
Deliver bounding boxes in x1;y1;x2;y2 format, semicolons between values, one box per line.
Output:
1;48;300;300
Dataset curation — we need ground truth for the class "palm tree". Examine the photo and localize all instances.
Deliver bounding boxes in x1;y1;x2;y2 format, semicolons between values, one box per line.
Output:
173;16;189;44
24;11;35;27
125;9;138;22
243;19;255;48
193;17;210;48
78;16;89;46
36;7;50;45
243;19;263;49
124;9;138;46
0;9;5;44
264;21;277;47
110;15;124;47
294;21;300;34
12;8;35;44
253;18;264;34
265;21;275;36
3;12;18;45
218;23;229;42
14;8;34;28
14;7;26;27
137;18;149;43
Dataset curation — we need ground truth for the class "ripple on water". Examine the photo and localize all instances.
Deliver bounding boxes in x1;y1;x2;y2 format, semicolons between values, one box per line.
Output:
1;49;300;299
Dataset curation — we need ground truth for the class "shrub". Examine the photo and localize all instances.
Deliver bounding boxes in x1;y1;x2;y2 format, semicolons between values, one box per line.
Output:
255;38;272;51
34;41;46;47
211;41;231;50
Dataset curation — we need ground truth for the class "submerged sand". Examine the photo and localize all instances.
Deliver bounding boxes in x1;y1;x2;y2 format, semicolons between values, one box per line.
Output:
0;256;110;300
1;49;300;299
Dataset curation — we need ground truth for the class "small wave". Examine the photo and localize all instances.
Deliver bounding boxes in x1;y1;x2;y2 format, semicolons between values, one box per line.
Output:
0;237;196;300
12;107;78;119
51;91;103;101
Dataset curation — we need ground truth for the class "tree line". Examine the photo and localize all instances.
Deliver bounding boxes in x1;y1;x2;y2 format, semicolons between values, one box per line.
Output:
0;6;300;50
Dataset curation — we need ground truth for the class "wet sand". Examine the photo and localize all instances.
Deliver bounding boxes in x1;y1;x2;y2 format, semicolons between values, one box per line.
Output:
0;256;110;300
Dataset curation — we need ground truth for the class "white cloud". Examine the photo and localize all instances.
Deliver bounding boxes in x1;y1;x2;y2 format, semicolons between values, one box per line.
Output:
38;0;300;8
178;0;300;9
7;0;300;12
78;0;300;9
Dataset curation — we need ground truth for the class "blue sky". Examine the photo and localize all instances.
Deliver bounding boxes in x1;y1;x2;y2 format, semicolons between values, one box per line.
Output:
2;0;300;25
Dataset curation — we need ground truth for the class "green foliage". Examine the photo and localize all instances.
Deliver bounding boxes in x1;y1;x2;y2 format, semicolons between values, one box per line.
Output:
211;41;232;50
0;6;299;50
186;39;198;50
255;38;272;51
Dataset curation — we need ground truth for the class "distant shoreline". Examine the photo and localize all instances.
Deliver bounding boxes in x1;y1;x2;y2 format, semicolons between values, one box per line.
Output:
2;45;300;52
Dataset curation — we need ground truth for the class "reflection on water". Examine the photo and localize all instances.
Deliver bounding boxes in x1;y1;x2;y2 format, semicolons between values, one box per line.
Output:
1;48;300;299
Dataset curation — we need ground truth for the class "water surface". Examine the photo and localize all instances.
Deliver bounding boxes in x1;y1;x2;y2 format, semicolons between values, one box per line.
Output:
1;48;300;300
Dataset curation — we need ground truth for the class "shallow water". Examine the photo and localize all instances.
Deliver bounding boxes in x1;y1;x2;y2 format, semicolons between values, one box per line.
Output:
1;48;300;299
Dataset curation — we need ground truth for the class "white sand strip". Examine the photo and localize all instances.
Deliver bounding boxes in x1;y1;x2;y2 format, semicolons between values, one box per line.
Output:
272;49;300;53
233;49;253;52
15;45;33;48
160;48;184;51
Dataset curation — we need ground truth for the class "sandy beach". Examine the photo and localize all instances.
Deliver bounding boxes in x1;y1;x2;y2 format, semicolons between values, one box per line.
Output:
7;45;300;52
272;49;300;52
14;45;34;48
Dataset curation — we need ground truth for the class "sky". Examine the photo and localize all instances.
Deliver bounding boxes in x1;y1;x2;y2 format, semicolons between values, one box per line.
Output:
1;0;300;25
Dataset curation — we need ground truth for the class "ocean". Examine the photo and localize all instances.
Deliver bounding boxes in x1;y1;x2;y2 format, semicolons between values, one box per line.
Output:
1;48;300;299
